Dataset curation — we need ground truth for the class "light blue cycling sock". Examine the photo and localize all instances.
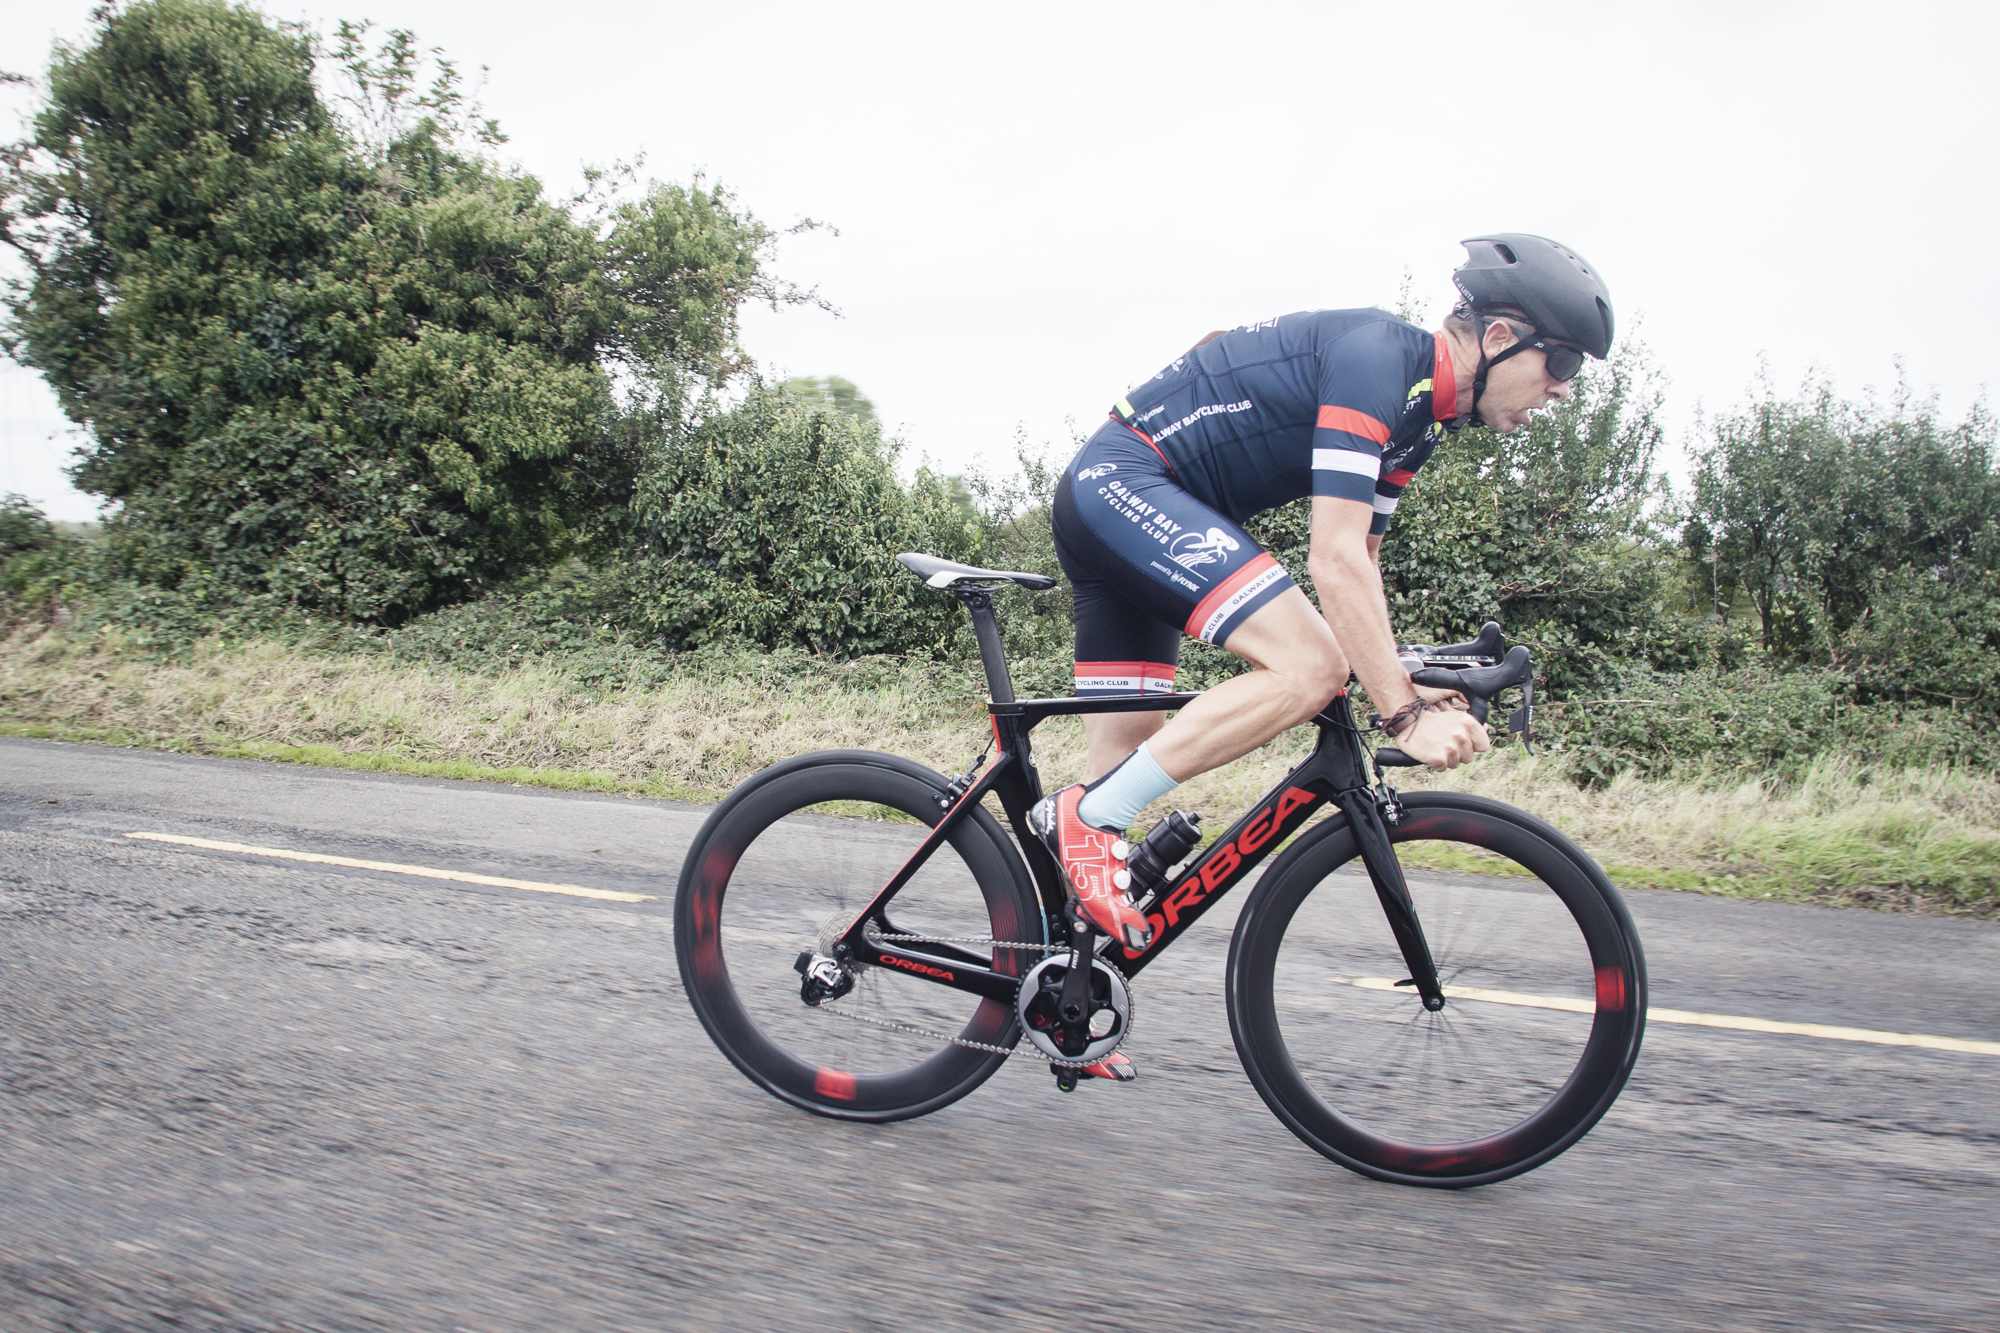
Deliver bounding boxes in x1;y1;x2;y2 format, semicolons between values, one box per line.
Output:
1077;742;1179;832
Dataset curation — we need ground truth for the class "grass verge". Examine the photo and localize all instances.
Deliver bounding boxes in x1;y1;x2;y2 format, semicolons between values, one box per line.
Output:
4;622;1995;916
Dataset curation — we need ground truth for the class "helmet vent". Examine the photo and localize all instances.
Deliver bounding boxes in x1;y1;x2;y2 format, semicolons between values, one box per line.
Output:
1494;243;1517;264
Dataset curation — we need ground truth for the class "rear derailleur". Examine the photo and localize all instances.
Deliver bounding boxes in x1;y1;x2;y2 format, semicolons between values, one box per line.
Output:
793;950;855;1006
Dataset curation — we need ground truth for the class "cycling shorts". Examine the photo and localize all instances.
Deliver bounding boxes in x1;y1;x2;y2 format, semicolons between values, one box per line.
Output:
1052;419;1296;697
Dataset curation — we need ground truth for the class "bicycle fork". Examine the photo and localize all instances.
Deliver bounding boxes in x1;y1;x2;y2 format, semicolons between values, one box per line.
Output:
1337;787;1445;1011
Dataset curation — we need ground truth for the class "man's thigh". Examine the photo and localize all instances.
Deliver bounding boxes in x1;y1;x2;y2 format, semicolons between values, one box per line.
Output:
1053;437;1296;653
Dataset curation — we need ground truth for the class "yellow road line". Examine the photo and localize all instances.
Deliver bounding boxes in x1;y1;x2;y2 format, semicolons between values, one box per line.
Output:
1339;976;2000;1057
125;832;653;903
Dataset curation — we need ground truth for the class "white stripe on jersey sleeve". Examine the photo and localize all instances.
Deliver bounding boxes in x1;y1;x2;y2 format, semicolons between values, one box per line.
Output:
1312;447;1381;478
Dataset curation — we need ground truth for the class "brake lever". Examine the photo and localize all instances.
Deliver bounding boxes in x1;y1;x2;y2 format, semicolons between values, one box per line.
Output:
1383;645;1534;764
1411;666;1490;724
1510;676;1535;755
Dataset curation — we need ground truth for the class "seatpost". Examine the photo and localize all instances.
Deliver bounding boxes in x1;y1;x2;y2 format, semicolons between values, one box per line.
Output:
956;588;1015;704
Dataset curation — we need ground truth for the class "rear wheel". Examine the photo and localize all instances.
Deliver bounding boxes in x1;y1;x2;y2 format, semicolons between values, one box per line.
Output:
675;751;1044;1121
1226;791;1646;1187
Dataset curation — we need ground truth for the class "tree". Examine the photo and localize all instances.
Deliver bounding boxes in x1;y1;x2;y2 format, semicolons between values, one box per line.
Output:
780;375;877;423
1688;376;2000;713
1688;379;2000;650
0;1;795;622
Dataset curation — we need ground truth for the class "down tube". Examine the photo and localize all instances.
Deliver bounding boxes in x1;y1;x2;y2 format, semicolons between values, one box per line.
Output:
1111;778;1334;976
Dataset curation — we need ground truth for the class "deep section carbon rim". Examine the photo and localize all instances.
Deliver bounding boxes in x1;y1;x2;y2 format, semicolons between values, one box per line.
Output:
675;752;1043;1122
1226;791;1646;1187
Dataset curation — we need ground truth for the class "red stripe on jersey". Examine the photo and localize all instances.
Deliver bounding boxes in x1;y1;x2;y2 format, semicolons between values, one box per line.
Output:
1432;335;1458;421
1316;405;1390;444
1184;552;1281;638
1383;468;1416;487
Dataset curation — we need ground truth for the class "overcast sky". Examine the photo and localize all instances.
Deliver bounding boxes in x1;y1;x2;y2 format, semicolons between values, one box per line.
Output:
4;0;1995;521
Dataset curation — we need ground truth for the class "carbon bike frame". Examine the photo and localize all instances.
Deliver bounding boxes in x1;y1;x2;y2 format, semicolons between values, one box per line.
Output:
832;588;1444;1010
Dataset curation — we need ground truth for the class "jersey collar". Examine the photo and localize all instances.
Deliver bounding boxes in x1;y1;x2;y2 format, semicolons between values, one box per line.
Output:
1432;335;1458;423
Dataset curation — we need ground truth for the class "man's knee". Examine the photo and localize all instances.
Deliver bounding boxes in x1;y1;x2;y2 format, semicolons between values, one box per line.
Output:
1240;635;1343;718
1281;646;1345;718
1223;587;1346;715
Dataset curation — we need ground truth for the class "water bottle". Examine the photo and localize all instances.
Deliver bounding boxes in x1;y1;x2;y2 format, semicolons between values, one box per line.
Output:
1126;810;1203;895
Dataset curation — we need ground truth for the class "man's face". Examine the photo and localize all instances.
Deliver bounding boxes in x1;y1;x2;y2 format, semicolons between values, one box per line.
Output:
1480;324;1576;432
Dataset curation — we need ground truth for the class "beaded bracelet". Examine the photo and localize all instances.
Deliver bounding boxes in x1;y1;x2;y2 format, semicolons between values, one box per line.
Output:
1374;697;1433;739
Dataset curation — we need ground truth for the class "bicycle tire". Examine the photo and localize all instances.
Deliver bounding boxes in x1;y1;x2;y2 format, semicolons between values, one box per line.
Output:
1225;790;1646;1187
675;750;1044;1121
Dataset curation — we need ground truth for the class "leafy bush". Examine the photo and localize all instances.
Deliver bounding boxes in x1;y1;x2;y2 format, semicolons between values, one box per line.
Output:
1530;665;1998;789
0;494;54;560
620;382;981;657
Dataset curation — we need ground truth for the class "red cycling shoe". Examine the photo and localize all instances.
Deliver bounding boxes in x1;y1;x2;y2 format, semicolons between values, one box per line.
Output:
1028;784;1154;953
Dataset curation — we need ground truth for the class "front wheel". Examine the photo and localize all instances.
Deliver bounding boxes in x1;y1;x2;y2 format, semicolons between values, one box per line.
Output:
676;750;1045;1122
1226;791;1646;1187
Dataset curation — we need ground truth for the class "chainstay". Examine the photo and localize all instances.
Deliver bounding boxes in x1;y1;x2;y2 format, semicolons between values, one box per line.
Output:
817;932;1134;1068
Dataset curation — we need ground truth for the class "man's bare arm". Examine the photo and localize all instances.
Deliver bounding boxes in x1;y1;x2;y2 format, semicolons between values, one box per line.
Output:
1306;496;1414;715
1308;497;1486;765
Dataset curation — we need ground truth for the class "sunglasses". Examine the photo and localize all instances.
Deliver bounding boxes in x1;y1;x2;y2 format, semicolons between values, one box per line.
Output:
1486;319;1586;382
1533;338;1586;383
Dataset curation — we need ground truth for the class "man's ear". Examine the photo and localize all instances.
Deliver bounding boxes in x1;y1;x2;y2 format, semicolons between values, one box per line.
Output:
1482;318;1520;356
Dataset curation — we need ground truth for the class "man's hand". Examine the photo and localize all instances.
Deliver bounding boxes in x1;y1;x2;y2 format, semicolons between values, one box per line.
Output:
1413;683;1466;709
1393;705;1490;770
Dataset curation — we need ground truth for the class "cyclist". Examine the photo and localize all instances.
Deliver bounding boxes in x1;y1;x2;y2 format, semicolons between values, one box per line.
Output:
1030;233;1614;969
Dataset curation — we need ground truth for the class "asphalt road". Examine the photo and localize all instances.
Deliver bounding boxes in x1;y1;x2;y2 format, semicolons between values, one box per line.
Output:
3;736;1998;1332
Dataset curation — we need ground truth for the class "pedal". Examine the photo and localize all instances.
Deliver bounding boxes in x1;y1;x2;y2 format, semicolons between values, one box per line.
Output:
1052;1064;1080;1093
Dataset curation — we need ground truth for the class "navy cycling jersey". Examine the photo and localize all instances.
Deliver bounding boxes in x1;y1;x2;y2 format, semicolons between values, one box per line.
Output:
1108;308;1462;535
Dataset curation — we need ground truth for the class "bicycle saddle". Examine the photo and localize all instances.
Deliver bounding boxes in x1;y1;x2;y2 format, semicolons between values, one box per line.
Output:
896;552;1058;591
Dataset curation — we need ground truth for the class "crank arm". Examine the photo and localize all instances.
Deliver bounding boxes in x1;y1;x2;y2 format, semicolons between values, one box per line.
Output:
1055;904;1098;1051
1337;788;1444;1008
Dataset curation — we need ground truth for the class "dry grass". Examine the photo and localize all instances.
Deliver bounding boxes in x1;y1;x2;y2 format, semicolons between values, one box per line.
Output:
1395;753;2000;912
4;622;1995;914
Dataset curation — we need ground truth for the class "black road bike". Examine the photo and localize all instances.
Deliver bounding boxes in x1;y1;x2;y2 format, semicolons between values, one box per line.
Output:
676;554;1648;1187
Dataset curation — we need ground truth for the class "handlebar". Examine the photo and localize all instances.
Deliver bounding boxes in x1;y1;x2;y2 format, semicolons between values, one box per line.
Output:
1374;625;1535;769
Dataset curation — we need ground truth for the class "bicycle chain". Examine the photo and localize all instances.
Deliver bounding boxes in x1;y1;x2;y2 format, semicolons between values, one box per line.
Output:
814;932;1135;1068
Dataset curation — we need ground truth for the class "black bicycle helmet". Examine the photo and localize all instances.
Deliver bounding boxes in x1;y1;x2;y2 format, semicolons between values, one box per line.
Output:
1453;233;1614;358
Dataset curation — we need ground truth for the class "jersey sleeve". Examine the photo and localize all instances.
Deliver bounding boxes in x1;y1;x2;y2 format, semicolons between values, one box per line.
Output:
1369;431;1438;535
1310;322;1415;507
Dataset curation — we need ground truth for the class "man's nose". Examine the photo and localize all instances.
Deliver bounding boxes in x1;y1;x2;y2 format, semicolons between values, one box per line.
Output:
1548;379;1574;402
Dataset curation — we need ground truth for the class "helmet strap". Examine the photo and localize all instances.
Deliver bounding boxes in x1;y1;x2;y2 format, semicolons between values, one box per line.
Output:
1469;314;1494;428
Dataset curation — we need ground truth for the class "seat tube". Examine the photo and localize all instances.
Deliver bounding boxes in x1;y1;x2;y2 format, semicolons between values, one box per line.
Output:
958;589;1015;704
